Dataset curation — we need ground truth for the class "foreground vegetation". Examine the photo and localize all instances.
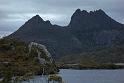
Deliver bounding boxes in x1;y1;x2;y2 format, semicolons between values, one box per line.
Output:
0;38;58;83
1;37;124;82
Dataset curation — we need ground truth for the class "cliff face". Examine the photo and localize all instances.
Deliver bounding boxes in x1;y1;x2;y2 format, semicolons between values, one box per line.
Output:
8;9;124;57
68;9;124;47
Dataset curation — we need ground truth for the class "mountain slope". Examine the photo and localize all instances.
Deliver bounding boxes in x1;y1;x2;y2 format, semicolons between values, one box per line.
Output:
8;9;124;58
68;9;124;48
9;15;83;57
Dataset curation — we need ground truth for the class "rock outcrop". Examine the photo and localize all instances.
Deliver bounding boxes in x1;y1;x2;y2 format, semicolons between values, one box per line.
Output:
28;42;53;64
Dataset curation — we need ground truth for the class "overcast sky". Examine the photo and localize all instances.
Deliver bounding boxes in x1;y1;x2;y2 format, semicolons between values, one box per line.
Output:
0;0;124;37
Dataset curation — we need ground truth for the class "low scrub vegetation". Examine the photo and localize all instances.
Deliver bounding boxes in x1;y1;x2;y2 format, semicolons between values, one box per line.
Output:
0;38;58;83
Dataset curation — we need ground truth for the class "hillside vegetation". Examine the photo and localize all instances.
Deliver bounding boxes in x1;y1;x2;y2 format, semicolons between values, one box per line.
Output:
0;38;58;83
57;43;124;69
58;45;124;64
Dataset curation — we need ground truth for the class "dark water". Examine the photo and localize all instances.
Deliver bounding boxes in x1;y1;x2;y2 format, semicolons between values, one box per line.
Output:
23;69;124;83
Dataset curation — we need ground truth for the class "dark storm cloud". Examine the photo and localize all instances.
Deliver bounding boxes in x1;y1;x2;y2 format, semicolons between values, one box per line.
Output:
0;0;124;37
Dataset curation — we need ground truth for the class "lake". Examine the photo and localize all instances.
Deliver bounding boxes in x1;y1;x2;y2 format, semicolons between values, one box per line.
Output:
22;69;124;83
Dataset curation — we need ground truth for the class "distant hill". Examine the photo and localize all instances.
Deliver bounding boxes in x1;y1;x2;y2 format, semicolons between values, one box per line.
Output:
8;9;124;60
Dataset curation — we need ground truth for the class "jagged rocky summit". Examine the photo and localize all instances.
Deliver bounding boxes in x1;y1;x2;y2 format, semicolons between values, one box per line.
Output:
8;9;124;58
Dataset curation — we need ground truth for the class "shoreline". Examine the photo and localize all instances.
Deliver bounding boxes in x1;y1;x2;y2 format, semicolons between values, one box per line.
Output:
57;63;124;70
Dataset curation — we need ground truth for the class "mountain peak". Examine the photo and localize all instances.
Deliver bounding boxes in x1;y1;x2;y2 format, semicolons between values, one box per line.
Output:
72;9;106;17
34;14;41;18
93;9;106;15
74;9;88;15
70;9;88;24
69;9;109;27
69;9;88;27
96;9;105;13
30;15;44;22
35;14;40;17
23;14;45;27
45;20;52;26
19;15;52;30
75;9;81;13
